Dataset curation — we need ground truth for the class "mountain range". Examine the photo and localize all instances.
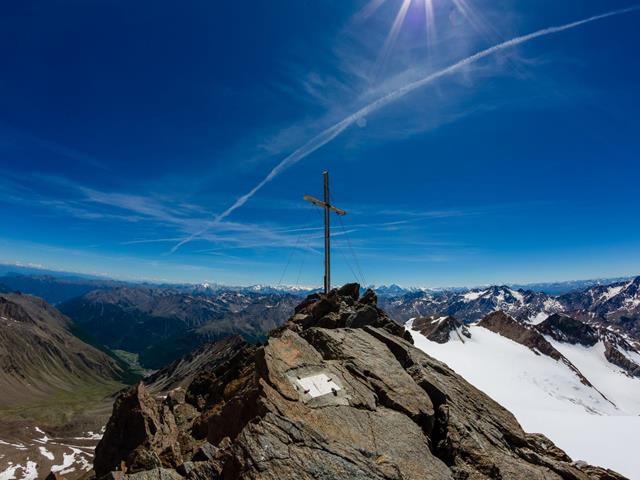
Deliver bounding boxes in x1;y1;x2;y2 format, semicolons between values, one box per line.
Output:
2;269;639;369
380;276;640;338
57;287;301;369
1;263;634;299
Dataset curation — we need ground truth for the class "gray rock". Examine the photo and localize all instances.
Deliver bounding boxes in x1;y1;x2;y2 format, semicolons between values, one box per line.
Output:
191;442;218;462
126;468;183;480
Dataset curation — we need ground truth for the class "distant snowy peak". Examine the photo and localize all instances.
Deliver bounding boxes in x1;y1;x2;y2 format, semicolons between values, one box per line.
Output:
381;276;640;341
458;285;565;321
602;277;640;313
244;284;319;295
461;285;524;304
370;284;413;297
510;276;637;295
562;276;640;311
183;283;320;297
560;275;640;337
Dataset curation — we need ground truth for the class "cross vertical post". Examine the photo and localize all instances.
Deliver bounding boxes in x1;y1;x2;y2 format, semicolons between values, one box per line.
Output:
303;171;347;294
323;171;330;294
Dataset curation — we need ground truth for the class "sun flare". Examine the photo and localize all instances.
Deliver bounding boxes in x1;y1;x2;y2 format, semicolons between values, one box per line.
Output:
361;0;487;71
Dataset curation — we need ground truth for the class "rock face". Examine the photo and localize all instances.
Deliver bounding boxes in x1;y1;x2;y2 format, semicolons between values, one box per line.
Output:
94;284;627;480
603;340;640;378
411;315;471;343
537;314;599;346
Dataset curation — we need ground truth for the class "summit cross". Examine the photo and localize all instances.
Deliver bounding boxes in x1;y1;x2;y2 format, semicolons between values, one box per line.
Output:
303;171;347;294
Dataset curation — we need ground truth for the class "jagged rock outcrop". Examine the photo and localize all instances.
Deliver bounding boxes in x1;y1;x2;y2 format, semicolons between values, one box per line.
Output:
411;315;470;343
93;284;628;480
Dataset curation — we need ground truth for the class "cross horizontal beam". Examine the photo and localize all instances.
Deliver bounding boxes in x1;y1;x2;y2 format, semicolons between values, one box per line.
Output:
303;194;347;216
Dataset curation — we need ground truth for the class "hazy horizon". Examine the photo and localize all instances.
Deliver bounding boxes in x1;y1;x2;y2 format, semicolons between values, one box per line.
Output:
1;260;637;293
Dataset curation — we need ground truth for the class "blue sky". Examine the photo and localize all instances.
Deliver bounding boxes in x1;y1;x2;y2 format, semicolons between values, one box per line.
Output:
1;0;639;287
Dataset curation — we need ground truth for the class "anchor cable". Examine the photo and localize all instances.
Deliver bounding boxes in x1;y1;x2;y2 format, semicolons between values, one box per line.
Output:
329;191;368;287
277;204;315;286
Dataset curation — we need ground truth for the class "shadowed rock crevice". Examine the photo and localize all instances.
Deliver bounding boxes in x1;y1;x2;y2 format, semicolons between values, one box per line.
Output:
93;283;629;480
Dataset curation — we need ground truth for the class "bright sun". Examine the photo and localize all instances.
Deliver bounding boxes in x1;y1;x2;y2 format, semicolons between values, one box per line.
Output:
361;0;482;69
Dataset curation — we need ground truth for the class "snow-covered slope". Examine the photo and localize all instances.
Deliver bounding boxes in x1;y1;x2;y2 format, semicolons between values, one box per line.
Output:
547;338;640;414
407;319;640;478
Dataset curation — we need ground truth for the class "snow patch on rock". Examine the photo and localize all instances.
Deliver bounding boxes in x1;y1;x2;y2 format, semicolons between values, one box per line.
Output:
38;446;54;461
462;290;486;302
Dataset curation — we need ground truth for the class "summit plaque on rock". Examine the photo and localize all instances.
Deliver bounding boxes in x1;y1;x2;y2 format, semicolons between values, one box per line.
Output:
295;373;341;398
284;366;349;406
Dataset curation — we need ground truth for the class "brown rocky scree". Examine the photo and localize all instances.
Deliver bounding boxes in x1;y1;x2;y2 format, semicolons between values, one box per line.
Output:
93;284;628;480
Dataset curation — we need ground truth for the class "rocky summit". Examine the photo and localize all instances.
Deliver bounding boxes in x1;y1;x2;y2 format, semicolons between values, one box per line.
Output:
92;284;626;480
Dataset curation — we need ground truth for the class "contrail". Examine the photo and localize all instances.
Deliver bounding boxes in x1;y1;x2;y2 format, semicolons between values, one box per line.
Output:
171;6;639;253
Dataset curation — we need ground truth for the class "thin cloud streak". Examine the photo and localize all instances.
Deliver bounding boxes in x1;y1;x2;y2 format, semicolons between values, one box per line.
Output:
171;5;640;254
2;172;328;253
